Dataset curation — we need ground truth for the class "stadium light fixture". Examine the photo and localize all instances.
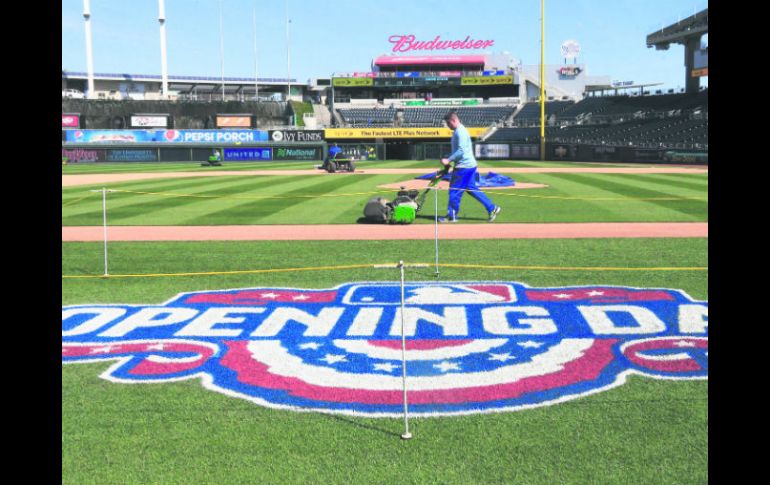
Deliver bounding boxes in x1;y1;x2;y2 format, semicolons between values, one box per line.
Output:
219;0;225;100
83;0;95;99
253;5;259;104
540;0;546;161
158;0;169;99
286;0;291;103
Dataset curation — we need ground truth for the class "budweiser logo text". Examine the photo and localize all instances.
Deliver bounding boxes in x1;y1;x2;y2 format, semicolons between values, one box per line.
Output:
389;35;494;52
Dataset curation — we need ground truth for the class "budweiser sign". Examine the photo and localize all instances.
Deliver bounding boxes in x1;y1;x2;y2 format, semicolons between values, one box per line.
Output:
389;35;494;53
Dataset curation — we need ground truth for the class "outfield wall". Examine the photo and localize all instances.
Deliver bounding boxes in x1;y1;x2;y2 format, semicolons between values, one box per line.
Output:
61;144;324;163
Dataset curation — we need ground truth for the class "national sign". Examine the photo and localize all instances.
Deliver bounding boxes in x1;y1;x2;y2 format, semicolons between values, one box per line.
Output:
62;282;708;417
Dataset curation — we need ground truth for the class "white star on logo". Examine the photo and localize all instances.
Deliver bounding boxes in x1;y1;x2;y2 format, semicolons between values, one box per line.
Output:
488;352;516;362
674;340;696;348
320;354;348;364
90;345;115;354
146;343;166;351
433;361;460;373
292;294;309;300
299;342;322;350
518;340;544;348
260;292;279;299
373;363;399;373
553;293;573;299
586;290;605;296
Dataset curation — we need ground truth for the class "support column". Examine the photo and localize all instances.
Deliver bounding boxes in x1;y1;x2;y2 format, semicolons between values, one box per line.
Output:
684;36;701;94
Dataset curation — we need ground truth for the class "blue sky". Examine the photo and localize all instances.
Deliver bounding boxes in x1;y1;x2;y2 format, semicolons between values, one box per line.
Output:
62;0;708;91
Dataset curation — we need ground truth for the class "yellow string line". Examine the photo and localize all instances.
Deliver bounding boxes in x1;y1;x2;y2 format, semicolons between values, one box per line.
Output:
436;263;708;272
61;264;377;279
483;190;708;201
62;186;706;204
62;262;707;279
62;192;96;207
107;188;395;200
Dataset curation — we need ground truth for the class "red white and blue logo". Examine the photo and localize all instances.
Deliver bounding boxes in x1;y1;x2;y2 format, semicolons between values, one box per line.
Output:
62;282;708;417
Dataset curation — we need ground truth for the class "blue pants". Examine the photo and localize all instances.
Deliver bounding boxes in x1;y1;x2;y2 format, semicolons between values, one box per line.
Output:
447;167;495;220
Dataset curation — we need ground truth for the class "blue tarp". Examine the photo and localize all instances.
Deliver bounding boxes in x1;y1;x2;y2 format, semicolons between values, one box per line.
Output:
416;171;515;187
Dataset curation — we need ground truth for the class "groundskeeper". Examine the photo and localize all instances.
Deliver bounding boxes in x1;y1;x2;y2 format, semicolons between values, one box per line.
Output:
439;110;501;223
322;143;343;171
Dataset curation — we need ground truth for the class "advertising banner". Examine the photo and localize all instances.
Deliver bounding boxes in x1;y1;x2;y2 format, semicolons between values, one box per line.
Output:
461;76;513;85
509;144;539;159
475;144;510;159
62;114;80;128
403;99;480;106
269;130;325;142
375;54;486;65
223;147;272;161
332;78;373;87
558;66;582;77
324;128;486;140
158;130;269;143
216;115;252;128
130;115;169;128
325;127;488;139
106;149;158;162
61;148;105;163
551;144;576;159
66;129;270;144
274;147;321;160
65;130;159;143
691;68;708;77
396;72;421;78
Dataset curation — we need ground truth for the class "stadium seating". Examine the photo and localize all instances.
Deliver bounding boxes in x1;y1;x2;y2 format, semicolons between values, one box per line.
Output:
552;90;708;123
545;115;708;149
400;106;517;127
337;107;396;127
512;101;574;124
485;127;541;143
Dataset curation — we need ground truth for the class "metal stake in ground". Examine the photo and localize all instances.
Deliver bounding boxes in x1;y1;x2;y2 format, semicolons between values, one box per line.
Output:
398;260;412;440
434;185;439;278
90;188;116;277
373;261;428;439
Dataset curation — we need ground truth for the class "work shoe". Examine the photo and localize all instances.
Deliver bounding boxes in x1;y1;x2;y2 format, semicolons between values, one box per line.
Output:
488;206;501;222
438;216;458;223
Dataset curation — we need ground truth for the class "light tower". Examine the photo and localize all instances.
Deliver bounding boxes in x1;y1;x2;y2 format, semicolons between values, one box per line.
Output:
158;0;169;98
83;0;95;99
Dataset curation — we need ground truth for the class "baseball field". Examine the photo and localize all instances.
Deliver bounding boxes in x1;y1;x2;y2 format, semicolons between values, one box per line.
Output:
62;159;708;484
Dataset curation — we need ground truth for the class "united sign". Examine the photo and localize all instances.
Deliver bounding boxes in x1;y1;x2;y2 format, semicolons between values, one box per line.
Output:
62;282;708;417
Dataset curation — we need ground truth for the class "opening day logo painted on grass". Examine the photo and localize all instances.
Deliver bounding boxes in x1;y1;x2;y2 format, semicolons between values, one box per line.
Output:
62;282;708;417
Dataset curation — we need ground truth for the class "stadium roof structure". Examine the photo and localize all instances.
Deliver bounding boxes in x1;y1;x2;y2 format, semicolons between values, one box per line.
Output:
646;8;707;94
585;82;664;95
646;8;708;50
62;71;295;86
373;55;486;66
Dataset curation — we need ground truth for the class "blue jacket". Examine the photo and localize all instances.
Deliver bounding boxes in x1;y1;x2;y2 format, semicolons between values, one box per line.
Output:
446;124;477;169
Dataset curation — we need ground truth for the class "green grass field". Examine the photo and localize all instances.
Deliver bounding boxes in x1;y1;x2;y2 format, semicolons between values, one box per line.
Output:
62;160;707;226
62;160;708;484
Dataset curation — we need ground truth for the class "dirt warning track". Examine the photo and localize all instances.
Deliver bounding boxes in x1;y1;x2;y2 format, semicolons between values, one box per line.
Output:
62;223;708;241
62;166;708;187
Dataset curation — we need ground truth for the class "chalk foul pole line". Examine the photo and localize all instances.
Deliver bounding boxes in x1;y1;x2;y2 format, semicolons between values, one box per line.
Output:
374;261;429;440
